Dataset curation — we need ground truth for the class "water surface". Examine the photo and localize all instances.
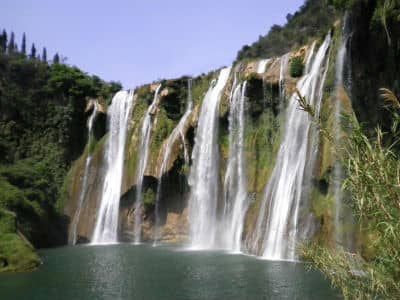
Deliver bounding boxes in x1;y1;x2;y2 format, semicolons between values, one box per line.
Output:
0;244;340;300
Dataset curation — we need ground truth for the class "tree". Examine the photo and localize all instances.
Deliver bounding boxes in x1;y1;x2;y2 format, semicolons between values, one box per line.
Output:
0;30;7;53
30;43;36;59
21;33;26;55
8;32;15;54
53;53;60;64
42;47;47;62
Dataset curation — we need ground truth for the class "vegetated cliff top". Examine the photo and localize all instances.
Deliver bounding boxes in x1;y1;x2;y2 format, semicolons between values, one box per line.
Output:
236;0;338;62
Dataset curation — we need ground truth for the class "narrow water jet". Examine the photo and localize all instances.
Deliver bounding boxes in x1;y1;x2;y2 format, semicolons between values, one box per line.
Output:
220;81;248;252
188;67;231;249
153;79;193;245
92;91;134;244
249;35;332;260
257;59;270;74
333;13;353;249
133;85;162;244
279;54;290;102
181;79;193;166
69;101;99;245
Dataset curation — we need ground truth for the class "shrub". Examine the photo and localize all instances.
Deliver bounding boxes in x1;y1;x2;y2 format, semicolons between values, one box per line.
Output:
143;188;156;211
290;57;305;78
304;117;400;299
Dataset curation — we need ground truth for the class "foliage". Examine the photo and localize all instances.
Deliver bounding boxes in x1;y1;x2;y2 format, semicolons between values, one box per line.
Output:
160;77;190;121
328;0;400;47
0;233;40;272
372;0;400;46
304;94;400;298
0;28;121;271
290;57;305;78
236;0;337;61
0;209;40;272
295;88;315;117
327;0;357;10
143;188;156;211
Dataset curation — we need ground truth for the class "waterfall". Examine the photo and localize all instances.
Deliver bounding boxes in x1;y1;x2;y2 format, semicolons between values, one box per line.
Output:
257;59;270;74
133;85;162;244
334;13;352;248
300;40;327;242
248;53;292;253
279;54;290;101
250;34;332;260
69;101;99;245
220;81;248;252
92;91;134;244
181;79;193;166
153;79;193;245
188;67;231;249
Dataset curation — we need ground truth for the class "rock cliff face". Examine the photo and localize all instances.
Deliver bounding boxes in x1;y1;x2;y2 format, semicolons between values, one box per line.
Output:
64;0;400;252
62;2;398;255
64;43;327;245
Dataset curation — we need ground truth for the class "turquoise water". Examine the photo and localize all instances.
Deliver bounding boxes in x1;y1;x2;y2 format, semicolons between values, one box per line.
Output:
0;244;340;300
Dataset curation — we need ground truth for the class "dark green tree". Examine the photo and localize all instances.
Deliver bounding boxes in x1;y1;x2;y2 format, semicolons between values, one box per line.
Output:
42;47;47;62
0;30;6;53
30;43;36;59
21;33;26;55
53;53;60;64
8;32;16;54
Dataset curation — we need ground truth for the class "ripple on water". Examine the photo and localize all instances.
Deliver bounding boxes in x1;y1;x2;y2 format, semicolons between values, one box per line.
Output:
0;244;341;300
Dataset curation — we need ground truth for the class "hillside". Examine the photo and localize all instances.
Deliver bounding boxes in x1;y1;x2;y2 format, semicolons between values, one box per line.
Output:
0;42;120;271
236;0;337;61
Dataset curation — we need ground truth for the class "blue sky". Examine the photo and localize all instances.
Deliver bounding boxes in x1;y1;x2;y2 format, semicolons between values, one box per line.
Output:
1;0;304;89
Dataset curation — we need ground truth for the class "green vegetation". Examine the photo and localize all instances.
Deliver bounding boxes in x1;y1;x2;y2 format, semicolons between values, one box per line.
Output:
0;29;121;272
290;57;305;78
329;0;400;47
236;0;337;61
0;209;40;272
304;90;400;299
143;188;156;211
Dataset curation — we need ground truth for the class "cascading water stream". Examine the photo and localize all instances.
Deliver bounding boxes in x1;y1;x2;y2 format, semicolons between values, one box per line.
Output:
249;35;332;260
133;85;162;244
279;54;290;102
153;79;193;245
333;13;352;248
257;59;270;74
300;40;328;242
69;101;99;245
92;91;134;244
220;81;248;252
188;67;231;249
248;53;292;253
180;79;193;166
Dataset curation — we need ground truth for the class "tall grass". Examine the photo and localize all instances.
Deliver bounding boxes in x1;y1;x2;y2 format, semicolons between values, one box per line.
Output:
302;89;400;299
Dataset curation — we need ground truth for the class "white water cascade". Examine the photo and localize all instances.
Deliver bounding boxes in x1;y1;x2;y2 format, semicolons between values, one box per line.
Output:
279;54;290;101
257;59;270;74
92;91;134;244
333;14;352;248
133;85;162;244
181;79;193;166
188;67;231;249
220;81;248;252
250;35;332;260
69;101;99;245
153;79;193;245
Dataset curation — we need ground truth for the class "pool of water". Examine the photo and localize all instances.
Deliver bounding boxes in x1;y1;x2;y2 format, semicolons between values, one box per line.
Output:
0;244;340;300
